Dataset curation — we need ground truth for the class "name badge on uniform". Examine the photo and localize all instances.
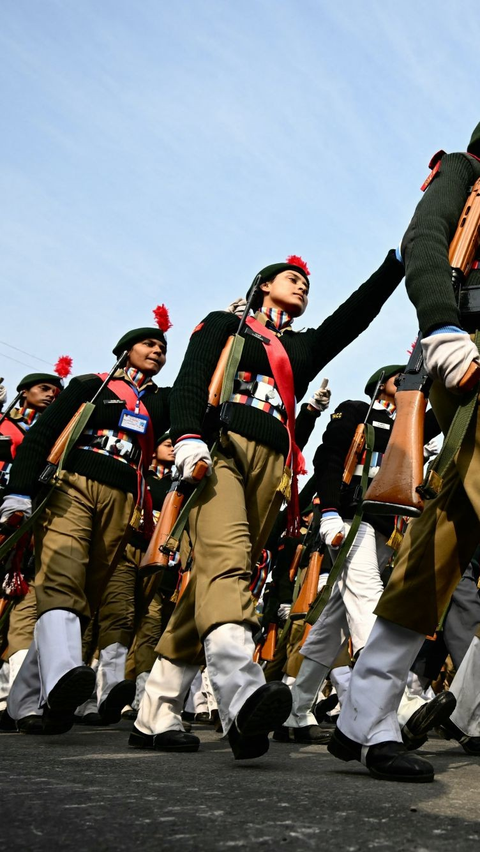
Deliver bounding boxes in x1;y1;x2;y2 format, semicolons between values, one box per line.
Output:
118;409;149;434
372;420;391;430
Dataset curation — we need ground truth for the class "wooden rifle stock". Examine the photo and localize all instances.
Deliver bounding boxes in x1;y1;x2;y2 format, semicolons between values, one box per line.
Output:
46;404;86;466
449;177;480;274
288;543;305;583
253;622;278;662
290;550;323;620
342;424;366;486
363;390;426;517
139;460;209;576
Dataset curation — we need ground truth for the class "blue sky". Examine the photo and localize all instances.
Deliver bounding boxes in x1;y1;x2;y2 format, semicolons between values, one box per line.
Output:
2;0;480;464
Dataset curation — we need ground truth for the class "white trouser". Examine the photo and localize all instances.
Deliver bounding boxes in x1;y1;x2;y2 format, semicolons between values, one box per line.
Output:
35;610;83;703
132;670;149;711
0;662;10;708
135;658;199;735
185;670;204;714
285;658;330;727
204;622;266;733
337;617;425;747
202;667;217;713
302;522;390;665
96;642;128;706
7;641;42;719
449;635;480;736
329;665;352;710
396;671;435;728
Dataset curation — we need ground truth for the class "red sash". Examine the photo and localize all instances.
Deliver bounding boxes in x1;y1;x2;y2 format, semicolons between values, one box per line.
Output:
97;375;155;533
245;317;306;534
0;419;25;460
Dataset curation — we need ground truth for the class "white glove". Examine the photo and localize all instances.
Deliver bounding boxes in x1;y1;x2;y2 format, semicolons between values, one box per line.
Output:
0;495;32;523
0;383;7;409
225;297;247;318
174;438;213;483
308;378;331;412
277;603;292;622
423;438;439;460
317;573;329;593
422;332;480;392
319;512;345;549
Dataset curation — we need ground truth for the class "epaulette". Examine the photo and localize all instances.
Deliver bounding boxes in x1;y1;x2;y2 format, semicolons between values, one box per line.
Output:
420;150;446;192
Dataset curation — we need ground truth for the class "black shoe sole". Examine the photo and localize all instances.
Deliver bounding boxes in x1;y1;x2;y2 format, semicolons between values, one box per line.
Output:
99;681;136;725
237;684;292;737
368;765;434;783
402;692;456;750
48;667;96;714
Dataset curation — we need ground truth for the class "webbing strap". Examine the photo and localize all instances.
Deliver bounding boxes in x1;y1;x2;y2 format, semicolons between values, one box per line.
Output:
305;423;375;626
0;402;96;561
420;330;480;498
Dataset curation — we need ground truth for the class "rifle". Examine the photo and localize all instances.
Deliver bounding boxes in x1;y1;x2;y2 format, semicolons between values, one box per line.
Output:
0;391;23;463
288;513;314;582
342;371;385;489
363;178;480;516
139;275;261;577
253;621;278;663
290;531;342;620
38;351;129;484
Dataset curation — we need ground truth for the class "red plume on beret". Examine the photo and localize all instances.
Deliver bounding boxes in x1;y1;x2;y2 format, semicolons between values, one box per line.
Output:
286;255;310;276
153;304;173;333
54;355;73;378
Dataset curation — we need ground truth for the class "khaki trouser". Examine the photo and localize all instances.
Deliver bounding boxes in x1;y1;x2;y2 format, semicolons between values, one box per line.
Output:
127;591;176;676
7;583;37;658
158;432;285;664
96;543;143;650
376;381;480;635
34;471;135;626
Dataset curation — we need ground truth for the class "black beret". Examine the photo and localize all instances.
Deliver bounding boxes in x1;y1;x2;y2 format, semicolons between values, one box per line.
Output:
113;328;167;357
17;373;64;392
364;365;405;399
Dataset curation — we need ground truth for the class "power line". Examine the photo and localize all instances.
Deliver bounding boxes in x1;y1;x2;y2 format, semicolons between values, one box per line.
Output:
0;351;38;370
0;340;53;367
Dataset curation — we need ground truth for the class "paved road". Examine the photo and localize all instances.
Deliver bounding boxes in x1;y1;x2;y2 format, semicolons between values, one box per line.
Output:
1;721;479;851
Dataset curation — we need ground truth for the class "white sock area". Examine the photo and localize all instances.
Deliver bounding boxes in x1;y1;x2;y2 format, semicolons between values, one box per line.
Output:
397;687;427;728
329;665;352;711
135;657;199;735
7;641;43;719
285;657;330;728
203;622;266;733
337;617;425;747
449;635;480;737
34;609;83;703
96;642;128;706
281;674;296;687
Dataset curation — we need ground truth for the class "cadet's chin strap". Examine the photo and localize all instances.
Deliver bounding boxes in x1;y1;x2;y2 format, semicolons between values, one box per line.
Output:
305;423;375;627
0;403;96;562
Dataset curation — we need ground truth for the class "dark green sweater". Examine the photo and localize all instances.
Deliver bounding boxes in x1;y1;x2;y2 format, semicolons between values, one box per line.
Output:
170;250;404;457
402;152;480;334
7;374;171;498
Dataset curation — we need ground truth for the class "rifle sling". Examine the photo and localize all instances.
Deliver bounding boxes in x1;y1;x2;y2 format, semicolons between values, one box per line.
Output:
305;423;375;627
420;329;480;498
0;402;96;562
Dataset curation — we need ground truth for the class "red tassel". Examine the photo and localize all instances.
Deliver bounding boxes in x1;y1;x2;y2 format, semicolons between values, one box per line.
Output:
153;304;173;333
54;355;73;378
407;338;418;357
286;255;310;276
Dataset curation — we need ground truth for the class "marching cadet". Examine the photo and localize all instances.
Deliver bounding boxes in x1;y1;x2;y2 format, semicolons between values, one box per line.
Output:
0;369;65;729
283;367;451;745
2;311;171;734
330;122;480;782
78;435;178;726
131;249;405;759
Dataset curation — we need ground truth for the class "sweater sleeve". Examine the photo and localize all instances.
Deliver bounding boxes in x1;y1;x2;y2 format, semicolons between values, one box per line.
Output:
169;311;238;444
294;403;320;451
6;375;99;497
313;400;364;513
302;250;405;383
401;153;475;335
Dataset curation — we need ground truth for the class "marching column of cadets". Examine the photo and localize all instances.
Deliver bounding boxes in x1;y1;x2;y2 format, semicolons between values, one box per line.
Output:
0;122;480;779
